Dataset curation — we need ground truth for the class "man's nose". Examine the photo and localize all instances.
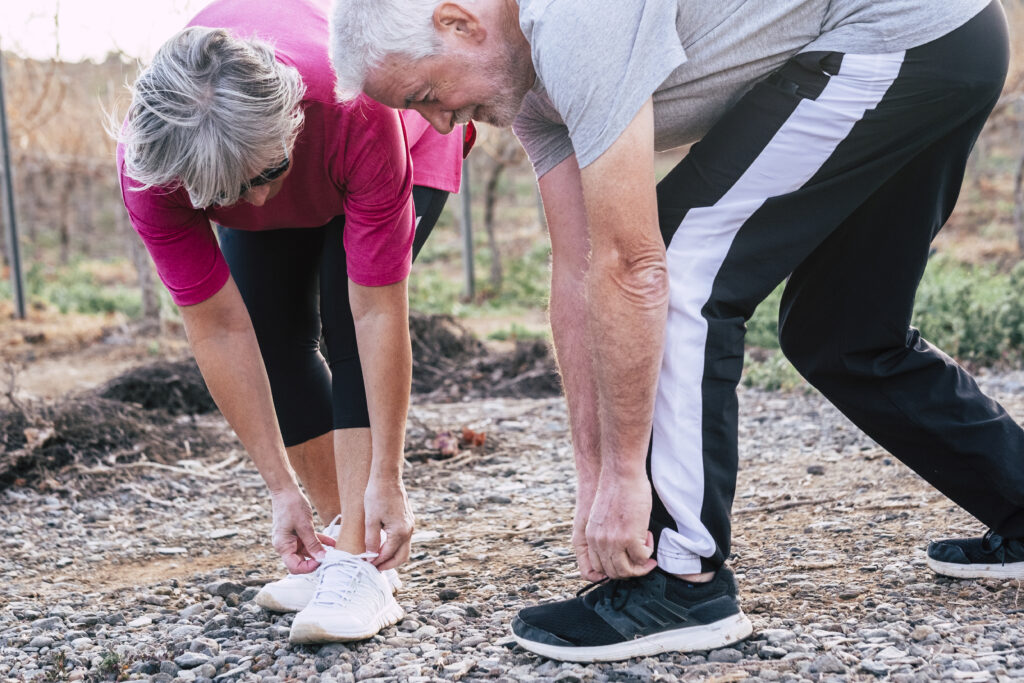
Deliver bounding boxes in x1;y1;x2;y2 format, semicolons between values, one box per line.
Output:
242;184;272;207
416;102;454;134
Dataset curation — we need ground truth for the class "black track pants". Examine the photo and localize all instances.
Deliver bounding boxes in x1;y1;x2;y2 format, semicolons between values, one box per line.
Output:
218;186;449;446
649;1;1024;574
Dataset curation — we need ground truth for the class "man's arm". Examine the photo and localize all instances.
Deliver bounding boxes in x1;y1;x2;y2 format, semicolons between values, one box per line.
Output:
579;99;664;579
538;155;605;581
349;277;414;571
179;278;325;573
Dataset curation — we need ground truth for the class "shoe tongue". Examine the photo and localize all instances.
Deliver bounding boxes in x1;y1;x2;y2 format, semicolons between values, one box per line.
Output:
581;579;622;609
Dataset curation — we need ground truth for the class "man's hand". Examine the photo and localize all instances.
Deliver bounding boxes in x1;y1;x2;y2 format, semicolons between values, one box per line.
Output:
363;474;414;571
572;472;605;582
584;470;657;579
270;487;326;574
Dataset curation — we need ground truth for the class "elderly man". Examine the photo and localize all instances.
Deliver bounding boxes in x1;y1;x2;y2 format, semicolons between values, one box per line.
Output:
331;0;1024;662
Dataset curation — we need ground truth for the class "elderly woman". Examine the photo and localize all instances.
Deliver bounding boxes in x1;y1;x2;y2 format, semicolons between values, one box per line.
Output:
116;0;465;644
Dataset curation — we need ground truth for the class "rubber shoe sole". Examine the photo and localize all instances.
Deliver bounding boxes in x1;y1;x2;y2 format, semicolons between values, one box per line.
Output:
511;611;753;663
255;570;402;613
255;590;306;613
926;556;1024;580
288;596;404;644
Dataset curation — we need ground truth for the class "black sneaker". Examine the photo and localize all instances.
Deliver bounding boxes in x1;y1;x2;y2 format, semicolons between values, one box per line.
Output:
927;530;1024;579
510;567;753;663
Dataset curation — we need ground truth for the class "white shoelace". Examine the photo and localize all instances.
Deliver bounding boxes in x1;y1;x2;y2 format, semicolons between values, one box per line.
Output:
309;551;381;607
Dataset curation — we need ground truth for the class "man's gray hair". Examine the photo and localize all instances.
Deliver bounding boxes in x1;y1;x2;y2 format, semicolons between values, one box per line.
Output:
118;26;306;208
329;0;446;100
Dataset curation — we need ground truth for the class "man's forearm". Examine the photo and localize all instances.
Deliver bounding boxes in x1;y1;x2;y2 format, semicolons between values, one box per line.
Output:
579;99;665;477
539;157;603;489
586;252;668;473
549;267;601;488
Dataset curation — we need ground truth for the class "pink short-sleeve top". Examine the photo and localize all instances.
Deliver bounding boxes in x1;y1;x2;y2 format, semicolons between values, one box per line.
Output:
116;0;463;307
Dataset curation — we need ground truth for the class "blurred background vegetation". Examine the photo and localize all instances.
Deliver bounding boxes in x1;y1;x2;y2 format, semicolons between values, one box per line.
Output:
5;2;1024;392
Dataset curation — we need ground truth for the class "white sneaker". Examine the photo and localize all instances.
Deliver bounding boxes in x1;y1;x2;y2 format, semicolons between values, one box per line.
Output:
289;548;404;644
255;516;402;613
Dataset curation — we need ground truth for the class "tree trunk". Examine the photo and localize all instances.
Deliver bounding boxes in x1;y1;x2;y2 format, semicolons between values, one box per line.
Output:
483;159;505;292
122;211;160;327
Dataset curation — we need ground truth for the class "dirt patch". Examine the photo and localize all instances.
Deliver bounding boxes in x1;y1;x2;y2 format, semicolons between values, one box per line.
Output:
97;359;218;415
411;313;561;401
1;314;558;492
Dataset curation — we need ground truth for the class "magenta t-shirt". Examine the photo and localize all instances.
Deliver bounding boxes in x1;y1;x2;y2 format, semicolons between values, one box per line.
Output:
117;0;463;307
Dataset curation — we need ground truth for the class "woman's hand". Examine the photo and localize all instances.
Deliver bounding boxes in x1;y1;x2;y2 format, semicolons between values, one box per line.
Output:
363;473;414;571
270;486;326;574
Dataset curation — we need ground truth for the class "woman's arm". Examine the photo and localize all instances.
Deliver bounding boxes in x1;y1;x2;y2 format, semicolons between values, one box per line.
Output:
349;276;414;571
179;277;326;573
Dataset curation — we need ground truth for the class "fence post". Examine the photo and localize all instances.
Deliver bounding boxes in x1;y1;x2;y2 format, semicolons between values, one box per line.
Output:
460;157;475;301
0;41;26;320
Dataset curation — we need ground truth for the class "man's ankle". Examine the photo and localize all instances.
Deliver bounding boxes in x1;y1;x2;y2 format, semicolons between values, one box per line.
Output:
670;571;715;583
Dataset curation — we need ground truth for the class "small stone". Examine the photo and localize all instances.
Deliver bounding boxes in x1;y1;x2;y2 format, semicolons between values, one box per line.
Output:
70;637;92;650
210;528;240;539
156;547;188;555
861;660;890;677
180;604;205;618
761;629;796;645
810;654;846;674
170;625;202;640
189;637;221;657
807;465;826;476
175;652;212;669
911;625;935;641
28;636;54;649
438;589;459;602
759;646;788;659
485;494;512;504
708;648;743;663
128;616;152;628
56;557;73;568
30;617;63;630
204;580;246;597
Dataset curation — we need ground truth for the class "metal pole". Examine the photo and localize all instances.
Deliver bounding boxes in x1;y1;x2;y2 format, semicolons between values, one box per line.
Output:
0;41;26;320
459;157;475;301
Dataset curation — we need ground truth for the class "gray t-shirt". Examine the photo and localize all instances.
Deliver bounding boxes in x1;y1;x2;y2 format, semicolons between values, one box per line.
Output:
513;0;993;178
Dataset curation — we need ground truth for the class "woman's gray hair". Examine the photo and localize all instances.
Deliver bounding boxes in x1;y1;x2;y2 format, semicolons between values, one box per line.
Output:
329;0;447;100
118;26;306;208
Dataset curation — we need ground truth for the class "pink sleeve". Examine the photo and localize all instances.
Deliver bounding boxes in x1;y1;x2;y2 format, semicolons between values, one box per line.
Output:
400;111;464;194
117;148;230;306
336;100;415;287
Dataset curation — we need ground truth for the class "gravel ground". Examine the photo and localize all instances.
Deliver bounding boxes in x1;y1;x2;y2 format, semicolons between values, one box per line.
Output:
3;371;1024;682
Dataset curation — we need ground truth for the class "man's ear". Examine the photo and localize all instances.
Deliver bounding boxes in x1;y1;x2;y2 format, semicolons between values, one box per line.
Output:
433;2;487;44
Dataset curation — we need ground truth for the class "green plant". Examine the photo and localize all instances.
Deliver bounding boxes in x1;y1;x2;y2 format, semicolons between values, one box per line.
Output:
742;350;808;392
45;649;68;681
98;650;124;679
487;323;549;342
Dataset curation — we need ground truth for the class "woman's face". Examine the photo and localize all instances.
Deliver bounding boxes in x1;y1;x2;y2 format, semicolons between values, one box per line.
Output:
240;166;291;207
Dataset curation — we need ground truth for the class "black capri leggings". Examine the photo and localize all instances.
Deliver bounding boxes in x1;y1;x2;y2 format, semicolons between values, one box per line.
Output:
217;185;450;446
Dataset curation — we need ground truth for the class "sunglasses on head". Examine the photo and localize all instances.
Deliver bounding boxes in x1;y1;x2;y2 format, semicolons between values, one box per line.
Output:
241;155;291;195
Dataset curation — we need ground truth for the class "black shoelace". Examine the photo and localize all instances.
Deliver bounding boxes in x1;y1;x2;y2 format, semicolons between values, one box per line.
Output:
981;530;1024;565
576;576;645;611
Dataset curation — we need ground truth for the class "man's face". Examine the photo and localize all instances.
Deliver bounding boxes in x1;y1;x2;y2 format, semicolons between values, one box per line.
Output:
363;42;532;134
